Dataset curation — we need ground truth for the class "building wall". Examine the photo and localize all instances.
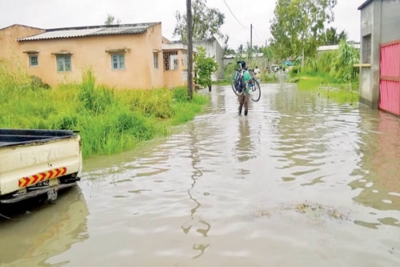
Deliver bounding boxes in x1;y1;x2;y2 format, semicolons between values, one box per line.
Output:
3;24;164;89
163;50;187;88
195;39;223;81
381;1;400;44
359;0;381;108
142;23;164;89
0;25;44;65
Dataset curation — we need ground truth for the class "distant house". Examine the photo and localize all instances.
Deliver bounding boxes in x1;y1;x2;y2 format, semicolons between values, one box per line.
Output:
0;23;191;89
317;43;360;54
194;37;223;81
358;0;400;116
162;37;192;88
162;37;223;82
223;52;267;69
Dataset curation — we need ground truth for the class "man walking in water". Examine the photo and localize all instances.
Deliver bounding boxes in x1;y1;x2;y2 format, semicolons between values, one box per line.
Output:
238;61;252;116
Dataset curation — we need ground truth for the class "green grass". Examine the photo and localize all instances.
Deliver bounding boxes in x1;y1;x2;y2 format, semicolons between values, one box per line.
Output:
318;88;359;104
212;80;230;86
291;71;360;104
0;67;209;158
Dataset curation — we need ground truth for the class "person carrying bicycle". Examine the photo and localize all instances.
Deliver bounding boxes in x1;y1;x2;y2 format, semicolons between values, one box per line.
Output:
237;61;252;116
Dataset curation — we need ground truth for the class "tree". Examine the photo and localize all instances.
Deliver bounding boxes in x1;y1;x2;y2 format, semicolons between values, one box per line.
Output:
173;0;225;42
104;14;121;25
223;46;235;56
194;46;218;91
269;0;337;64
320;27;348;45
262;46;274;62
237;44;244;55
338;30;348;43
246;42;253;60
330;39;359;83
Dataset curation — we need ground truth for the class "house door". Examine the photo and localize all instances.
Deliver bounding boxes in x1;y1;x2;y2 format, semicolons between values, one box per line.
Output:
380;40;400;116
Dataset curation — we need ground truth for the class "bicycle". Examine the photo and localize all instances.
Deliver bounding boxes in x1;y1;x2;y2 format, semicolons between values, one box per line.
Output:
230;61;261;102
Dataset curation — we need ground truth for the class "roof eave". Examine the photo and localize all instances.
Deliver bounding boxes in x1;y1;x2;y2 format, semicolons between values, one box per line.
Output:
16;22;160;42
0;24;44;31
358;0;374;10
17;30;147;42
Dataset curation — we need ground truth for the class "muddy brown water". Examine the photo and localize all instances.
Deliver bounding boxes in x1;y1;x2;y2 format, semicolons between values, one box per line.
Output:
1;84;400;267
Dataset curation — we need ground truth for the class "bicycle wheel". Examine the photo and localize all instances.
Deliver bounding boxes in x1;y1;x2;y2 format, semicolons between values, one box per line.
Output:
249;78;261;102
231;70;243;96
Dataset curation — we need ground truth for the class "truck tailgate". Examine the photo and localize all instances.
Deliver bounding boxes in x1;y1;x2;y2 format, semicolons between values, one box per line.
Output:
0;129;82;196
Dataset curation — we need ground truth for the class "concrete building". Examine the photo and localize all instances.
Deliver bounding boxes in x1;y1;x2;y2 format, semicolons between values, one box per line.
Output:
358;0;400;116
194;37;223;81
162;38;192;89
223;53;267;69
0;23;191;89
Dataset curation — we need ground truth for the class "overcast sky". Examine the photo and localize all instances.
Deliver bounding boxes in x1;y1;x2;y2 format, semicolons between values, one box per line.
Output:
0;0;365;49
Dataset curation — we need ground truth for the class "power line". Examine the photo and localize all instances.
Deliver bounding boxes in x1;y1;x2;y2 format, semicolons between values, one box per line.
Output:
222;0;248;30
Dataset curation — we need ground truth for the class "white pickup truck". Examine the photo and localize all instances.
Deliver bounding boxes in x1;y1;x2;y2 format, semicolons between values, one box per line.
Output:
0;129;82;204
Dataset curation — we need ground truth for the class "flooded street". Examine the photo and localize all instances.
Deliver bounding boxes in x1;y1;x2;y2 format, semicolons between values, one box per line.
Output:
1;83;400;266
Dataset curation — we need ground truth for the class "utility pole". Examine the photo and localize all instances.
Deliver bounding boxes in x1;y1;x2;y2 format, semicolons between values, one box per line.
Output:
250;24;253;50
187;0;193;100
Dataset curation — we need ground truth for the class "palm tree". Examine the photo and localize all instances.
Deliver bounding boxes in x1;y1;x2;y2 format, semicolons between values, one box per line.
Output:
223;45;235;56
321;27;348;45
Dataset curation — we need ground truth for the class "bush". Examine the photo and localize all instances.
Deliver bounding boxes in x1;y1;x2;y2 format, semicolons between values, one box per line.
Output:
289;66;302;76
30;75;50;90
287;77;301;83
0;66;209;157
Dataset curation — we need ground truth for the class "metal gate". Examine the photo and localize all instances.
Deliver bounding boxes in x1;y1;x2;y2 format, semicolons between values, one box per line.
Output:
380;40;400;116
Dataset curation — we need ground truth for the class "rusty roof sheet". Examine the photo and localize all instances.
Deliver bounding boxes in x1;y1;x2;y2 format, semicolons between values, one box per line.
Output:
17;22;159;41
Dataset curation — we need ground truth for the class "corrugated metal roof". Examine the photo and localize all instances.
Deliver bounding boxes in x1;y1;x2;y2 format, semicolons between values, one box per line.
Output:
17;22;159;41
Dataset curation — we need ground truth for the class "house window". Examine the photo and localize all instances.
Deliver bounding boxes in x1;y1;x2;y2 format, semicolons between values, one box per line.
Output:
29;55;38;67
362;34;371;64
153;52;159;69
112;54;125;70
57;55;71;72
163;51;178;71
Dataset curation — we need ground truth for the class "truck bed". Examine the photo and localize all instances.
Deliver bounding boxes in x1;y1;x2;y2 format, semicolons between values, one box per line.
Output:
0;129;77;147
0;128;82;202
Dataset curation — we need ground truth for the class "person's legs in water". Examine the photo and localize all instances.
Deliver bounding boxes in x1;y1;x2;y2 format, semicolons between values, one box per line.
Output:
238;94;244;115
243;94;249;116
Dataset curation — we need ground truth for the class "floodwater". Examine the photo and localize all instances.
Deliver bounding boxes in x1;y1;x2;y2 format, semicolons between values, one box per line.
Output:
1;83;400;267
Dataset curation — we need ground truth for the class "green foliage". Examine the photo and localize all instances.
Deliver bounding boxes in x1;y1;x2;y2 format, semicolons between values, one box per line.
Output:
317;51;336;73
297;76;326;90
194;46;218;88
104;14;121;25
173;0;225;42
319;27;348;45
289;66;302;76
329;40;360;83
294;40;359;85
270;0;337;60
30;75;50;90
260;72;278;83
262;46;274;62
172;87;189;102
78;69;116;115
223;62;238;81
0;65;209;157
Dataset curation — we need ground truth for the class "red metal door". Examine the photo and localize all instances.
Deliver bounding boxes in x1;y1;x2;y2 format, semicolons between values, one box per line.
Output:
380;40;400;116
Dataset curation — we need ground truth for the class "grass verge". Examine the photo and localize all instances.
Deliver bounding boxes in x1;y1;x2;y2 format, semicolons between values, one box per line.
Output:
0;68;209;158
289;71;359;104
